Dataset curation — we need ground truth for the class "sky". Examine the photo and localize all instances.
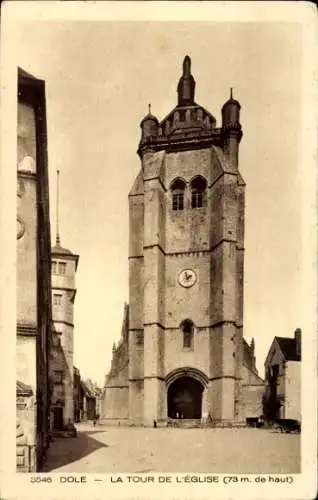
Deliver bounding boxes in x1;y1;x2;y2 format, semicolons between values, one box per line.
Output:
6;8;312;386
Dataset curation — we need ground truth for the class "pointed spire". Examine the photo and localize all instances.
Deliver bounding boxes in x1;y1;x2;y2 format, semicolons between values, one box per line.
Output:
148;103;151;115
183;55;191;76
56;169;61;246
177;55;196;107
112;342;116;356
230;87;233;99
250;337;255;356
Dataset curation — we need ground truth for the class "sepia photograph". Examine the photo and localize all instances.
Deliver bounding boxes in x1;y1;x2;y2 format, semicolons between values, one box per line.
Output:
0;2;317;499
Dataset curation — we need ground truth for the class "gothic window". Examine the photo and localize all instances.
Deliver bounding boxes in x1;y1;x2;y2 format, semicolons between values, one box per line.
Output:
181;319;194;349
190;176;207;208
171;179;186;211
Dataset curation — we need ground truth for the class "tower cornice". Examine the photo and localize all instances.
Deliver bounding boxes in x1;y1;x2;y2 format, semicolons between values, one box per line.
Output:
138;127;223;158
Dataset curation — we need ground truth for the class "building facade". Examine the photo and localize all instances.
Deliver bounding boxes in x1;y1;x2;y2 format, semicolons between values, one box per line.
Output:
50;327;66;430
73;368;98;422
51;239;79;429
73;366;82;423
102;56;263;426
241;339;265;424
17;68;53;470
81;381;97;421
263;329;301;423
82;379;103;418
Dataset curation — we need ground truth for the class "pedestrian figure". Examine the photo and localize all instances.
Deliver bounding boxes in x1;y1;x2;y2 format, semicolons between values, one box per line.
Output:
176;412;179;419
153;419;157;428
93;416;97;427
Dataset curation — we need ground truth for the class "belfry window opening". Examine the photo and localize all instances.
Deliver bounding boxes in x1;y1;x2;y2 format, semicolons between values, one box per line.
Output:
171;179;186;211
191;176;207;208
182;319;194;349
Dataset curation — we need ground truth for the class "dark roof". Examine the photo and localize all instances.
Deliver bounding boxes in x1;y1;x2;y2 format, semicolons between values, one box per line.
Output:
52;244;74;256
18;67;45;86
18;67;37;80
159;103;216;131
222;96;241;110
275;337;301;361
141;112;159;125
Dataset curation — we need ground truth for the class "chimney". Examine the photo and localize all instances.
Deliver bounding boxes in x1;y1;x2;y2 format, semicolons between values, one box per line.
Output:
294;328;301;359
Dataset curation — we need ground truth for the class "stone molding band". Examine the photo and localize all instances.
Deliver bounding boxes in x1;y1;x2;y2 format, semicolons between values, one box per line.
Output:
133;239;244;259
105;384;128;389
127;374;241;386
53;320;74;328
128;169;245;196
130;320;241;330
17;324;37;336
143;322;165;330
17;170;37;180
144;176;167;192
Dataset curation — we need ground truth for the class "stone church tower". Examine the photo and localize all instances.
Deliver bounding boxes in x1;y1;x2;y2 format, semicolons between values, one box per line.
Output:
102;56;263;426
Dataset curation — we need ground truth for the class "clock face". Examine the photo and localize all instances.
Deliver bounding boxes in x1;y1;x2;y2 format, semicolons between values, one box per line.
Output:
178;269;196;288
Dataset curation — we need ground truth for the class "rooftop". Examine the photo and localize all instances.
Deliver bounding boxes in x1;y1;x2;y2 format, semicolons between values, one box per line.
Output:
52;243;74;256
275;336;301;362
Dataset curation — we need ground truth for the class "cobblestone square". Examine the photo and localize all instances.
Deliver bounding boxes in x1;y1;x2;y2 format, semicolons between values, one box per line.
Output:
42;423;300;474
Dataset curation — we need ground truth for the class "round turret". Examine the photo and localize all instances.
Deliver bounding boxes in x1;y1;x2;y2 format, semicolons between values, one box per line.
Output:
222;88;241;132
140;104;159;143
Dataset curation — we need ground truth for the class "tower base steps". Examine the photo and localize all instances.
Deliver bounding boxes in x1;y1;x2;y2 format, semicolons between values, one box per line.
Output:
99;418;247;428
167;418;246;429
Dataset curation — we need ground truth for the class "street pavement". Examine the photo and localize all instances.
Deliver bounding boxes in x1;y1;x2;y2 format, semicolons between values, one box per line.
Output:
42;422;300;474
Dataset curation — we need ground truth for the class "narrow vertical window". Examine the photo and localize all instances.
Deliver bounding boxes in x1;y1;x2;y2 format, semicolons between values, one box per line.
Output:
181;319;194;349
54;370;63;384
190;176;207;208
52;261;57;274
58;262;66;275
53;293;62;306
171;179;186;211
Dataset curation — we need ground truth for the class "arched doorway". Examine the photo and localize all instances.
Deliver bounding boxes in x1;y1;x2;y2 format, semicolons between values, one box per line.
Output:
167;376;204;419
